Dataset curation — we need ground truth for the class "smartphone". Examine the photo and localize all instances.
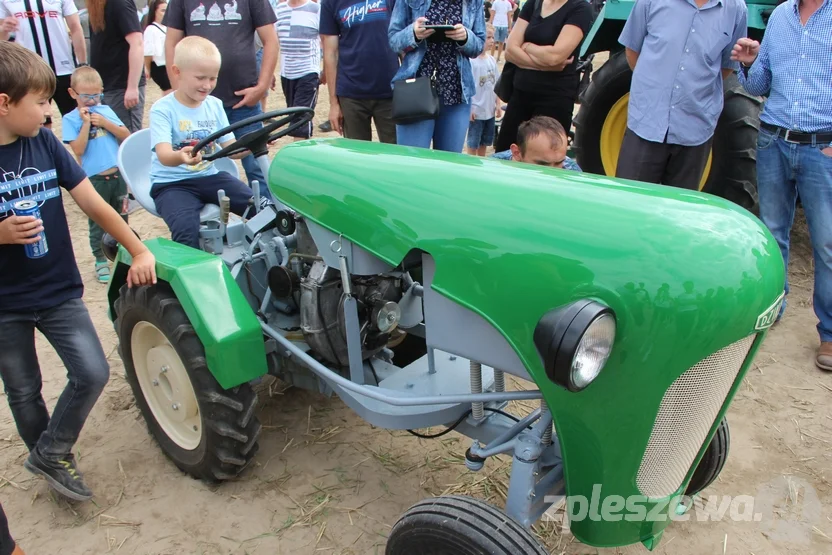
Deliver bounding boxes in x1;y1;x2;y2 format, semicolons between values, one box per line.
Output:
424;24;456;30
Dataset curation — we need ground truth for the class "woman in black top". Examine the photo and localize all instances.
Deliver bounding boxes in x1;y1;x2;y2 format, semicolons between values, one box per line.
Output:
494;0;592;152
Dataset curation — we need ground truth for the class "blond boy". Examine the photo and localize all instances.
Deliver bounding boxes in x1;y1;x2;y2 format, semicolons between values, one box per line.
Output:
150;36;254;249
62;66;131;283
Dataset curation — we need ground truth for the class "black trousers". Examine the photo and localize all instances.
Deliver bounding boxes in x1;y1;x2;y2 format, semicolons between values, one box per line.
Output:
0;502;14;555
494;87;575;152
615;127;713;190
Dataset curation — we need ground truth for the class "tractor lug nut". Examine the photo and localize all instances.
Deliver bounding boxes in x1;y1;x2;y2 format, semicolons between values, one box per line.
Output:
161;366;169;374
172;403;180;411
152;379;159;386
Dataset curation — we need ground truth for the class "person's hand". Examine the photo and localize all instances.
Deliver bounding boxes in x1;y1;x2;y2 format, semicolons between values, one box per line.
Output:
179;146;203;166
445;23;468;42
124;86;139;109
145;67;151;80
413;17;435;41
233;83;267;109
80;107;91;124
127;250;157;288
496;106;503;119
0;215;44;245
552;56;574;71
320;71;327;87
329;102;344;135
270;75;277;91
822;146;832;157
731;38;760;66
89;112;105;128
1;17;18;35
470;110;475;122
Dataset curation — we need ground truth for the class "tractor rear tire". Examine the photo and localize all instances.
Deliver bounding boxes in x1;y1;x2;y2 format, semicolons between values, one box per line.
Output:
386;495;550;555
572;50;762;213
114;282;261;482
685;417;730;496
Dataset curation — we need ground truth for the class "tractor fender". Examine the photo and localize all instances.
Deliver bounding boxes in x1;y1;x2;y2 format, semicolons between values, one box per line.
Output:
106;238;268;390
579;1;631;58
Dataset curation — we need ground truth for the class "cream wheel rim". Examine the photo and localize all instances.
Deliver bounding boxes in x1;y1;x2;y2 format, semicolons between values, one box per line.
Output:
131;321;201;450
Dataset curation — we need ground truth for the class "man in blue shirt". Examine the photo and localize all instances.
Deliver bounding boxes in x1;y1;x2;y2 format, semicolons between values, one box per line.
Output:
615;0;747;190
731;0;832;372
492;116;582;171
320;0;399;143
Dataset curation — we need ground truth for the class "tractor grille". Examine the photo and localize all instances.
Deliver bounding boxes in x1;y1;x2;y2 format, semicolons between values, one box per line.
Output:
635;335;756;499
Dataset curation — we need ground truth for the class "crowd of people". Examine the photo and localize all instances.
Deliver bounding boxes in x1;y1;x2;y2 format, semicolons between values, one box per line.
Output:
0;0;830;550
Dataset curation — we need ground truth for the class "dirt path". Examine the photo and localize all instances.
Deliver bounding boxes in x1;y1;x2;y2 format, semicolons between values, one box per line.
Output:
1;80;830;555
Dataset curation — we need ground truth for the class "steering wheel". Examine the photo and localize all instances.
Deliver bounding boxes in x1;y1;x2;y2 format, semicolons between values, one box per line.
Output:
191;107;315;162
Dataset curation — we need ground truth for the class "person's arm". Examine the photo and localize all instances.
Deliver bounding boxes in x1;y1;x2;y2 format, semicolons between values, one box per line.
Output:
70;180;156;286
625;47;639;70
733;35;770;96
388;0;424;54
618;0;649;70
124;32;144;107
448;0;485;58
164;27;185;88
321;35;342;134
65;13;87;64
92;112;131;142
522;24;584;69
67;111;92;157
489;7;495;23
721;5;746;80
504;19;538;68
0;15;18;41
234;23;278;109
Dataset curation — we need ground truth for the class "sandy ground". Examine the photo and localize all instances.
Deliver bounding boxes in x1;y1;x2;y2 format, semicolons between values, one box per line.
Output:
1;69;831;555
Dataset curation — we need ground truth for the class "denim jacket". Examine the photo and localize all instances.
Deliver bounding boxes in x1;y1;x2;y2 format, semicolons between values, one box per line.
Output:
388;0;486;104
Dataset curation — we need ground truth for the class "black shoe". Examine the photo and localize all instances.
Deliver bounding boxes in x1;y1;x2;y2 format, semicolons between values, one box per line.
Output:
24;449;93;501
319;121;333;132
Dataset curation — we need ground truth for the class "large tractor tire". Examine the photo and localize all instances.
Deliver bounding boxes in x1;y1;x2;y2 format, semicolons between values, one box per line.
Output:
685;417;730;497
114;283;261;482
572;50;762;213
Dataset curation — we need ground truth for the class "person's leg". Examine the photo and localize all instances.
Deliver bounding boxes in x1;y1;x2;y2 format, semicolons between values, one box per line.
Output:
796;143;832;360
755;131;795;321
661;135;714;190
128;85;146;133
224;104;268;200
150;182;205;249
530;93;575;139
286;73;320;141
0;501;21;555
434;102;474;153
0;311;49;452
396;117;437;149
103;88;132;133
371;99;397;144
339;97;373;141
615;128;670;185
198;172;255;215
466;118;484;155
494;88;533;152
87;175;109;265
479;117;495;156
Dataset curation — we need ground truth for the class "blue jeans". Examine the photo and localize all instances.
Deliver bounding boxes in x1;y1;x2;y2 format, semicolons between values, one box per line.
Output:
467;117;496;149
0;298;110;461
396;102;471;153
757;128;832;341
224;104;271;200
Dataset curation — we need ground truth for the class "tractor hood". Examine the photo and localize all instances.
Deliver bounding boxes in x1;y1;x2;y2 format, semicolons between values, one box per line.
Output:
268;138;785;548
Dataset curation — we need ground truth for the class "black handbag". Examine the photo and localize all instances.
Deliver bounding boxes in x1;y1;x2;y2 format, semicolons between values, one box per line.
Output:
391;71;440;125
494;62;516;101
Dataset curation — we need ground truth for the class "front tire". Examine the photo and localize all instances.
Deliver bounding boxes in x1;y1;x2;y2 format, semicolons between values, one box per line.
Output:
114;282;261;481
685;417;730;496
386;496;550;555
573;51;762;212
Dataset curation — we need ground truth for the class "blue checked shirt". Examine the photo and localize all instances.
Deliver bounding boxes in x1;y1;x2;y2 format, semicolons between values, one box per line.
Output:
738;0;832;147
619;0;748;146
491;150;582;171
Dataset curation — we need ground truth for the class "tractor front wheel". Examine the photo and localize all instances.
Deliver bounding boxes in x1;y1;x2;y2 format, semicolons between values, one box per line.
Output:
114;283;261;482
685;417;730;496
572;50;762;213
386;496;550;555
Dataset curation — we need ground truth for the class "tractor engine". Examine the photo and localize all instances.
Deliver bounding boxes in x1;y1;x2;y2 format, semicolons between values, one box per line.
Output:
297;261;402;367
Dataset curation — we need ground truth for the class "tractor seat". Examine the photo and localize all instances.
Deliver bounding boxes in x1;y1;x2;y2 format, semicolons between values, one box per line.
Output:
117;128;241;221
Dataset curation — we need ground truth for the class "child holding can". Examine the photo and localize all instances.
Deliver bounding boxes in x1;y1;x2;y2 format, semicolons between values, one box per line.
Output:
0;41;156;502
62;66;132;283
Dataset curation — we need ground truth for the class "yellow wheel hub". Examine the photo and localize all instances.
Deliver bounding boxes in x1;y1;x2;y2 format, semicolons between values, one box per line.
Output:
599;93;713;192
132;321;202;450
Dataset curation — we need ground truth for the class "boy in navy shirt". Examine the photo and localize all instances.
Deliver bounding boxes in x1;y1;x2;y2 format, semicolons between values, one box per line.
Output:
150;37;255;249
0;41;156;502
62;66;131;284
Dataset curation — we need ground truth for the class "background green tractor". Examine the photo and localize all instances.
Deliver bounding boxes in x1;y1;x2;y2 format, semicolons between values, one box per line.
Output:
572;0;779;213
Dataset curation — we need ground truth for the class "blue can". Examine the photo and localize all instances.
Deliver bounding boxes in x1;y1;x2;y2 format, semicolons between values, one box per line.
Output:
12;200;48;258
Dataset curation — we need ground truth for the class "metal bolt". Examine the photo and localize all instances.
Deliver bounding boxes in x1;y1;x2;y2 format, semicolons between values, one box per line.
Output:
161;366;169;374
152;379;159;386
193;425;198;431
172;403;180;411
449;355;457;361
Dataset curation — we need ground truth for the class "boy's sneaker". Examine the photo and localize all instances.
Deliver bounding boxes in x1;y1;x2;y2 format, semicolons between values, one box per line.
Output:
24;449;93;502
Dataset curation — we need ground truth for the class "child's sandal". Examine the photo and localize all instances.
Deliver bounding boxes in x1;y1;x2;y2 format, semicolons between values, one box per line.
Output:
95;261;110;284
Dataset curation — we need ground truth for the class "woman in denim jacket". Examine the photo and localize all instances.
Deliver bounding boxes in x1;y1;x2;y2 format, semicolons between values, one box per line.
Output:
389;0;486;152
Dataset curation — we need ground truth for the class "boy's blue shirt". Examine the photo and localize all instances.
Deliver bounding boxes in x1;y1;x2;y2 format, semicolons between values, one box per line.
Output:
150;94;235;185
0;129;87;311
62;105;125;177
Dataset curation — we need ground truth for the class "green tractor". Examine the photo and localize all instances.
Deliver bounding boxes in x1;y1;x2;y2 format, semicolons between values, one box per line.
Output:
572;0;779;213
105;108;784;552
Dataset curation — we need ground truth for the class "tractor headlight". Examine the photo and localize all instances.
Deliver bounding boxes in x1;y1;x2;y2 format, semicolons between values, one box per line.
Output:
534;300;616;392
